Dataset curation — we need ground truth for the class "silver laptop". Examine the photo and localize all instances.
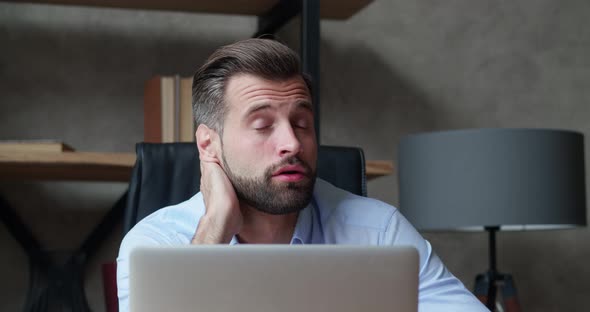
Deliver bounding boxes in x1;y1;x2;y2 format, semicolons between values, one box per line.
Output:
130;245;418;312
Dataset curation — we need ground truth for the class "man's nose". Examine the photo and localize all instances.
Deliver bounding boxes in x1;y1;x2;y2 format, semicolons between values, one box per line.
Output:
277;123;302;157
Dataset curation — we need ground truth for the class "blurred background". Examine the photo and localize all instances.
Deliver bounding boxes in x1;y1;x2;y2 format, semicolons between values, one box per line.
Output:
1;1;589;311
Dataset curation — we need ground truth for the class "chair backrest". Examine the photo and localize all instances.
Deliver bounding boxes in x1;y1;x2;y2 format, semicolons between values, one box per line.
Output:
124;143;366;234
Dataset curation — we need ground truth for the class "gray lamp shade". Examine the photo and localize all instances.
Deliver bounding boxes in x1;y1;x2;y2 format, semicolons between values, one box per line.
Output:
398;128;587;231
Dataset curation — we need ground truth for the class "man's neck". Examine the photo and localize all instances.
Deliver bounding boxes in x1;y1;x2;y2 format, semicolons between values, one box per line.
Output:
237;204;299;244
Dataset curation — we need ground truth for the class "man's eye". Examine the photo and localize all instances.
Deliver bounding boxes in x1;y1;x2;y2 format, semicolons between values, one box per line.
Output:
252;119;272;130
294;119;309;129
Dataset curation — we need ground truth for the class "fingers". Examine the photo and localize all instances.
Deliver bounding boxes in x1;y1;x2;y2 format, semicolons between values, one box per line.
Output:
193;159;242;244
199;152;220;165
199;160;237;213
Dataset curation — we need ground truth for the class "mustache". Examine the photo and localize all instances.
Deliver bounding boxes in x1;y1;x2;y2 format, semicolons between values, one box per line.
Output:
266;157;313;177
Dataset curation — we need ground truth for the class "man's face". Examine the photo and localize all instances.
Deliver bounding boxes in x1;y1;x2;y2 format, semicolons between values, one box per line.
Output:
219;73;317;215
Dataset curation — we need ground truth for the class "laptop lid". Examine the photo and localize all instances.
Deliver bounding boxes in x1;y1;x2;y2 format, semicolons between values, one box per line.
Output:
130;245;418;312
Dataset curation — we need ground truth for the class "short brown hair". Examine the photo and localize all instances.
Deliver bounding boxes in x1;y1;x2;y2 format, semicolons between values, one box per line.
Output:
192;38;312;133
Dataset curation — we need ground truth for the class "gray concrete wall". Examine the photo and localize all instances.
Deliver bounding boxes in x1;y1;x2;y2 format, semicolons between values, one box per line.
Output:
1;1;589;311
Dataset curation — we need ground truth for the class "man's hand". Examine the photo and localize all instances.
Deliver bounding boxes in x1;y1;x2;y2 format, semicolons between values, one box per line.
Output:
191;160;242;244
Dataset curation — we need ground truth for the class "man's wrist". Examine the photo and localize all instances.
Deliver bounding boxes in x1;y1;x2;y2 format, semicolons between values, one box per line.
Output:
191;213;236;244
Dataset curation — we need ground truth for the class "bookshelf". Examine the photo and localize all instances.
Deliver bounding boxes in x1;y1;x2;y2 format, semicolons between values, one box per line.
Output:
2;0;374;141
1;1;390;178
2;0;373;19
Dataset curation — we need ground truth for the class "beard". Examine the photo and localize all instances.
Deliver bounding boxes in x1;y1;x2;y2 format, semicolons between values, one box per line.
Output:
221;153;316;215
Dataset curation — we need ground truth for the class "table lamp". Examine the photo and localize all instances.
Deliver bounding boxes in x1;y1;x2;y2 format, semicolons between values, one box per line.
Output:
397;128;587;311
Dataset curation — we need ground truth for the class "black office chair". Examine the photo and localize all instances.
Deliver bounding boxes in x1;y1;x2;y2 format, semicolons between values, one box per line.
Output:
124;142;367;234
102;143;367;311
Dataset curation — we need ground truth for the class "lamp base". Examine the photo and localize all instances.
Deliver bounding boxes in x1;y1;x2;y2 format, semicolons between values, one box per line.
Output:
474;272;522;312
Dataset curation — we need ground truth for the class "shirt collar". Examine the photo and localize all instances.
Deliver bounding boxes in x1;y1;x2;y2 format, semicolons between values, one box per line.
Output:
290;203;313;244
228;202;314;245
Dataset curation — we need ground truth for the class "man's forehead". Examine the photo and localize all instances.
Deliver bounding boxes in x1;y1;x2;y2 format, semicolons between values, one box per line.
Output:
224;74;311;105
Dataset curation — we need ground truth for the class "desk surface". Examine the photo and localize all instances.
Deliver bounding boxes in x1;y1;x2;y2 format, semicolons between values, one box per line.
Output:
0;150;393;182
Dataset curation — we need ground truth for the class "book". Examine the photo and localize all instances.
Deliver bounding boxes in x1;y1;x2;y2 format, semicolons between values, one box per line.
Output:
144;77;163;142
179;77;194;142
0;140;74;153
144;76;195;143
161;76;176;142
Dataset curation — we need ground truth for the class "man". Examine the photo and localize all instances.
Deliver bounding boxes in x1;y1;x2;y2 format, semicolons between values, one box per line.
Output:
117;38;488;311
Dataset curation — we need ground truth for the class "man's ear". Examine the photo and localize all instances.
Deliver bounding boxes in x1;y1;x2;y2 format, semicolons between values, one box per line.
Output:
195;124;221;164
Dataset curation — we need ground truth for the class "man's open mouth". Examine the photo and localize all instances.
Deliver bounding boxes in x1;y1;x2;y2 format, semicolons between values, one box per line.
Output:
272;165;308;182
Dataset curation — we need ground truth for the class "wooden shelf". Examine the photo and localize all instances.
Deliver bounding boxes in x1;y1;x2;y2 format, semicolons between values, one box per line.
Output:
0;150;392;182
366;160;394;180
0;151;136;182
5;0;373;20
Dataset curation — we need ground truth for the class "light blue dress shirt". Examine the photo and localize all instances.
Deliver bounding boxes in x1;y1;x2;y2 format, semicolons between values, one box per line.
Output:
117;178;489;312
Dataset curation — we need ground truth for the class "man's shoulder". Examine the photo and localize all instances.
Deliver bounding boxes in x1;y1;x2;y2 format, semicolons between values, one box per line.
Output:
313;179;398;232
121;193;205;248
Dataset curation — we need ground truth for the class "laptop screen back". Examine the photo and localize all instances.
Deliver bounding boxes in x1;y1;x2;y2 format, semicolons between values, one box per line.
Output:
130;245;418;312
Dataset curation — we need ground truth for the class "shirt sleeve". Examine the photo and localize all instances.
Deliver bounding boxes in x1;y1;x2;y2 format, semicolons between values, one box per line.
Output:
116;224;178;312
382;211;490;312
